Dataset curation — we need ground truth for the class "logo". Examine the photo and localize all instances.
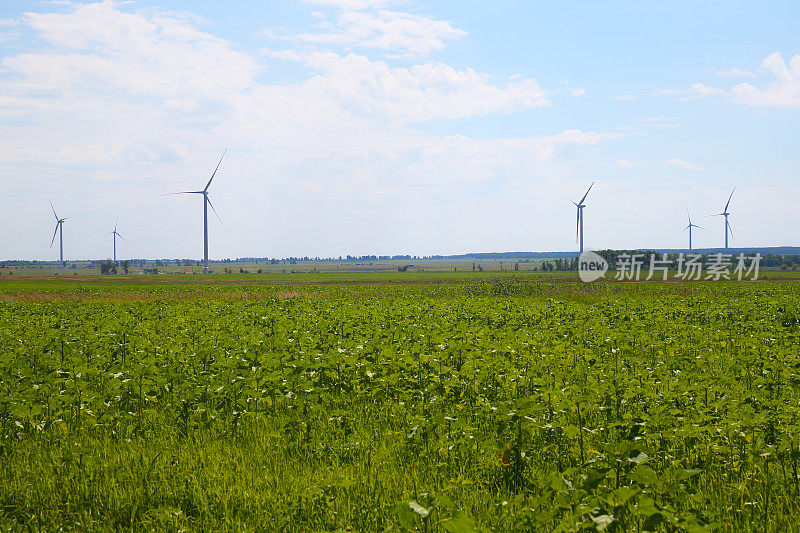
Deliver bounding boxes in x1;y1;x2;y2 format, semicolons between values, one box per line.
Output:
578;251;608;282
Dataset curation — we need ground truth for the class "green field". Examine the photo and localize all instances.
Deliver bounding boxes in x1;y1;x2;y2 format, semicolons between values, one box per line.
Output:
1;273;799;531
0;257;551;276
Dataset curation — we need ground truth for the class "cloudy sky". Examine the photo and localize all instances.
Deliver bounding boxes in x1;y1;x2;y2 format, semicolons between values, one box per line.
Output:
0;0;798;260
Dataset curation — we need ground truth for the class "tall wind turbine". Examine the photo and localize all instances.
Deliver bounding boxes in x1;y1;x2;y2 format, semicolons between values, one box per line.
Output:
679;206;705;250
712;187;735;250
49;202;67;268
107;215;128;264
162;150;226;274
571;182;594;253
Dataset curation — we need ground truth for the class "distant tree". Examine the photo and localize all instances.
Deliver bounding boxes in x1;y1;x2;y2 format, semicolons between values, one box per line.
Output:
121;260;129;274
514;262;519;271
100;260;117;275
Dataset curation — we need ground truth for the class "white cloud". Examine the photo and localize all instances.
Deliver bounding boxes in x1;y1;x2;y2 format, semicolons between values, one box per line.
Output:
0;1;619;259
301;0;403;9
664;158;707;171
689;83;725;97
657;83;726;100
641;116;681;128
270;50;549;121
560;78;586;98
675;53;800;109
616;159;642;168
713;66;754;78
4;2;258;101
0;17;19;42
268;8;465;57
730;52;800;108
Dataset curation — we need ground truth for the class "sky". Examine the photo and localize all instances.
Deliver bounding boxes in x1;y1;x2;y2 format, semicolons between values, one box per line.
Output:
0;0;798;261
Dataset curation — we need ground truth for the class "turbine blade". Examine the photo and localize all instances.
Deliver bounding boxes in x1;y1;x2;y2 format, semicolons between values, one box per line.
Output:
724;186;736;212
727;219;734;239
206;195;226;230
50;222;59;246
116;232;129;244
204;148;227;192
578;181;595;205
50;201;59;221
158;191;204;197
114;212;119;232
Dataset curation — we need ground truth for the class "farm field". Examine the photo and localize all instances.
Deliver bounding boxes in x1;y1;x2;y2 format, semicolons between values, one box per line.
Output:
0;257;553;276
4;256;799;277
1;274;799;531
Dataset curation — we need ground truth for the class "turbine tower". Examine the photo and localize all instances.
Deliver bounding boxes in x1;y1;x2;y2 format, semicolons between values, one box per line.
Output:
712;188;735;251
108;215;128;264
571;182;594;253
49;202;67;268
679;207;705;250
163;150;226;274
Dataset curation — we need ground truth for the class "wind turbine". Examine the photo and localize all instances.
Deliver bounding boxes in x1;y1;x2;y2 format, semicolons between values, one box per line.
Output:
49;202;67;268
162;150;226;274
106;215;128;264
711;187;735;250
571;182;594;253
679;206;705;250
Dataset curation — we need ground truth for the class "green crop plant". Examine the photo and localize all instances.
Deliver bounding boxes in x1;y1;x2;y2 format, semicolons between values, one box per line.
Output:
0;275;798;530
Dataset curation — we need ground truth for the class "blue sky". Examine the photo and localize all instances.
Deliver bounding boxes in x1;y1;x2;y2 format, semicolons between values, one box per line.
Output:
0;1;798;260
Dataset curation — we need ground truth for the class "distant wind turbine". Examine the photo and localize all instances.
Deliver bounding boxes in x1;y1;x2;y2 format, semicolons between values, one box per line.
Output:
162;150;226;274
571;182;594;253
711;187;735;250
679;206;705;250
105;214;128;264
49;202;67;268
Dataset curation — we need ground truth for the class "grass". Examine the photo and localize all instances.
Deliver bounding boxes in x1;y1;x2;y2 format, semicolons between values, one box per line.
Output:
1;273;799;530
